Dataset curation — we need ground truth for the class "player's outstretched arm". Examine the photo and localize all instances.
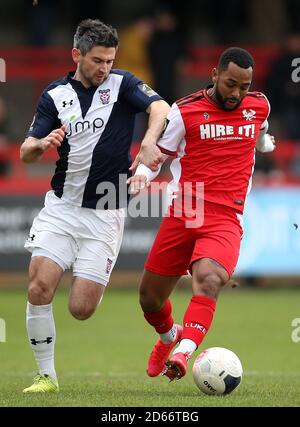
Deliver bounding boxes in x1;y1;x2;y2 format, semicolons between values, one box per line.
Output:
20;126;65;163
127;174;150;195
127;155;168;195
130;100;170;172
256;132;276;153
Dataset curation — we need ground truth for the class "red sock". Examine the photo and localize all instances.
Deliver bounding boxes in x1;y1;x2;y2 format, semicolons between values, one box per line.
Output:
143;299;174;334
181;295;216;347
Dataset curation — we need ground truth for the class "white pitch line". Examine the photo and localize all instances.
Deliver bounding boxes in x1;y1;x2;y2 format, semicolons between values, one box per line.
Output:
0;371;139;377
0;371;300;377
244;371;300;377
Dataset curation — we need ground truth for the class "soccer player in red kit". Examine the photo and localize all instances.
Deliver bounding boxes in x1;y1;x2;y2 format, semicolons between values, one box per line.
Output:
128;47;276;381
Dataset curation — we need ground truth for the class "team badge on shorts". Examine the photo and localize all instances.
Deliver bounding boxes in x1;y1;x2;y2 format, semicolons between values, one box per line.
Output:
106;258;113;274
99;89;111;104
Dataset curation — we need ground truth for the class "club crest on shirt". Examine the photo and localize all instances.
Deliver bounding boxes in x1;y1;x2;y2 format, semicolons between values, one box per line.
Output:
242;109;256;121
99;89;111;104
203;112;210;120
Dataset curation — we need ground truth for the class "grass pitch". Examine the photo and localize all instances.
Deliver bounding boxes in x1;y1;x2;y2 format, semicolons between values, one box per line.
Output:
0;285;300;407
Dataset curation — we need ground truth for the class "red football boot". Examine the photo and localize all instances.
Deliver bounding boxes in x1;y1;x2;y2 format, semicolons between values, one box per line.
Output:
147;325;183;377
162;352;190;381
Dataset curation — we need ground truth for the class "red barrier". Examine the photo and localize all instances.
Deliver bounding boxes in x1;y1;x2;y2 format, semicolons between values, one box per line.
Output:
0;142;141;194
181;45;280;90
0;45;298;195
0;140;299;195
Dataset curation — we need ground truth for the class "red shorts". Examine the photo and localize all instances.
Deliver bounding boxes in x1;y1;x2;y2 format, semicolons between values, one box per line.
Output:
145;200;243;277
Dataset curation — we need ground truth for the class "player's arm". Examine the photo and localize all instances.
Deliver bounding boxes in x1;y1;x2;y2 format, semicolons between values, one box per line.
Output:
120;73;170;172
130;99;170;172
128;102;185;194
127;154;169;195
20;127;65;163
20;89;63;163
256;120;276;153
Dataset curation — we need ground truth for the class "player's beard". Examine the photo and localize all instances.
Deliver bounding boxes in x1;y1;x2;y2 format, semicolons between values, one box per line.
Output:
79;63;107;87
215;82;242;111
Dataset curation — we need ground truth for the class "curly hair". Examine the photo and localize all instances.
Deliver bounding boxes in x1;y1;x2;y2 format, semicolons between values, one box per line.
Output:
218;47;254;71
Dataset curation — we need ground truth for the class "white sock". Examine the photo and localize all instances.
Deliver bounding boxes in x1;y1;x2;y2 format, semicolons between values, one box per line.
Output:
26;302;57;381
159;324;177;344
173;338;197;356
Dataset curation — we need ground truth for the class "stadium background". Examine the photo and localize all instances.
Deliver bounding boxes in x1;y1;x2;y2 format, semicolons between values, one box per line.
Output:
0;0;300;408
0;0;300;287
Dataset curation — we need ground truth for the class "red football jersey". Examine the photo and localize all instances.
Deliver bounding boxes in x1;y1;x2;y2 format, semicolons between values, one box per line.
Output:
157;88;270;213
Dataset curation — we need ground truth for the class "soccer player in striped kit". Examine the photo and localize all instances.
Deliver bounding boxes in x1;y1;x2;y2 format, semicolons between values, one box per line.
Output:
128;47;276;381
20;19;169;393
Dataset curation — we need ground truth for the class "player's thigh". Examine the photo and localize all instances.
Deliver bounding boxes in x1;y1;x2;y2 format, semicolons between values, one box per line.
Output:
73;209;125;287
145;215;195;277
190;224;242;294
139;269;180;311
25;192;79;269
28;255;65;303
26;230;77;302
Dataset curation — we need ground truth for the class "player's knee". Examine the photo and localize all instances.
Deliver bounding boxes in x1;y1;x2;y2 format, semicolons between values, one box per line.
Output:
69;303;95;321
28;280;53;305
193;271;226;299
139;286;163;312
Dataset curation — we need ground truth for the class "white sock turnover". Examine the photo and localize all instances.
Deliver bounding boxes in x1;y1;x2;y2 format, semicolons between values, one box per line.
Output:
159;324;177;344
173;338;197;356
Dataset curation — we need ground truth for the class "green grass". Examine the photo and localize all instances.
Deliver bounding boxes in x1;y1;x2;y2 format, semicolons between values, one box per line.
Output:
0;286;300;407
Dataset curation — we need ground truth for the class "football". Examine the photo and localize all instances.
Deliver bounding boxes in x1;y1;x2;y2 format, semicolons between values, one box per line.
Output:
192;347;243;396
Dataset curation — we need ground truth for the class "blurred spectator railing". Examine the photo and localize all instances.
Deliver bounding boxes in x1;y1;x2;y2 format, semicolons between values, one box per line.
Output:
0;139;300;196
1;44;280;98
2;47;72;80
0;142;58;194
1;45;299;196
0;142;149;194
181;45;280;90
1;47;73;109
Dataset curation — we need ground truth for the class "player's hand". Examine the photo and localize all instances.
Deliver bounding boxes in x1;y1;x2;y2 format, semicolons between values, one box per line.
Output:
40;126;65;152
127;175;150;195
130;144;163;172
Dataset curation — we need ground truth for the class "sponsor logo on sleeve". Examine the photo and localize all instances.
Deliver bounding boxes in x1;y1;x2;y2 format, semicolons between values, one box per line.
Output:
138;83;157;97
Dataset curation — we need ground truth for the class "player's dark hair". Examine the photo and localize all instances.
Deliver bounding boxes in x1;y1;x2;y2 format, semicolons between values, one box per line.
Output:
74;19;119;55
217;47;254;71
